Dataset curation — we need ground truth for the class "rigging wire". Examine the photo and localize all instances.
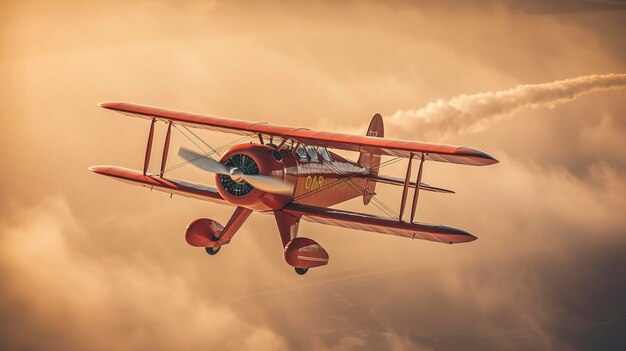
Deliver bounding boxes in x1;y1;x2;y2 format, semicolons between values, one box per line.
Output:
151;123;410;220
152;124;253;176
319;157;402;220
172;124;207;155
294;155;405;220
181;124;221;156
293;156;402;201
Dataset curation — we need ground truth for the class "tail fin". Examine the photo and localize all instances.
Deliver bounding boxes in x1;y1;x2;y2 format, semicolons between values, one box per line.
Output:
358;113;384;205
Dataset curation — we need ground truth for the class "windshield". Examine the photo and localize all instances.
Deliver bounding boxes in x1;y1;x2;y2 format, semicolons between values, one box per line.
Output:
319;147;331;162
306;146;319;162
296;145;308;160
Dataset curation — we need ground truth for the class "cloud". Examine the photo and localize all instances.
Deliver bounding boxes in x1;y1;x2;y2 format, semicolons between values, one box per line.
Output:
0;197;288;351
387;74;626;140
2;1;626;350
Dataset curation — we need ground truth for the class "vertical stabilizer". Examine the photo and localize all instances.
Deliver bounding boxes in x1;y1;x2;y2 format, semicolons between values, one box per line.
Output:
358;114;384;205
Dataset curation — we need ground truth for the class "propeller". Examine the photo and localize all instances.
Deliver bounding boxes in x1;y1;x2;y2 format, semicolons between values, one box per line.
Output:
178;147;230;175
178;147;293;195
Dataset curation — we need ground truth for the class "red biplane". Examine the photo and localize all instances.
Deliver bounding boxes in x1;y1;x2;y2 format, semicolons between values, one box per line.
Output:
90;102;498;275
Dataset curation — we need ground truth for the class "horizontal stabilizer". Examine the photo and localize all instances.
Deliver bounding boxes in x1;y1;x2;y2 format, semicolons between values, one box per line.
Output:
363;174;454;194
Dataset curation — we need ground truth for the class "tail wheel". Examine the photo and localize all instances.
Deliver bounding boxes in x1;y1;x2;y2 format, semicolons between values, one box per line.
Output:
294;267;309;275
205;246;221;255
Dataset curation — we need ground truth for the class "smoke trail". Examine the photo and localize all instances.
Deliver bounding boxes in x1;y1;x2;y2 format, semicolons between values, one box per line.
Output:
387;73;626;140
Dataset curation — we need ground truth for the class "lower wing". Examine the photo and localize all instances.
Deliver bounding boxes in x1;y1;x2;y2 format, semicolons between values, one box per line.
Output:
89;166;476;244
282;204;476;244
89;166;228;205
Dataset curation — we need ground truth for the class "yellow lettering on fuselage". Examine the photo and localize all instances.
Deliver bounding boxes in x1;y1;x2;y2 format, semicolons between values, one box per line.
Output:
304;175;325;190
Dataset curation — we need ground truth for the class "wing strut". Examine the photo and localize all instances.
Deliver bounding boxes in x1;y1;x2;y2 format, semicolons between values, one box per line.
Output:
159;121;172;177
216;206;253;246
398;153;413;221
399;153;427;222
274;210;301;247
410;154;426;223
143;118;156;175
143;119;174;177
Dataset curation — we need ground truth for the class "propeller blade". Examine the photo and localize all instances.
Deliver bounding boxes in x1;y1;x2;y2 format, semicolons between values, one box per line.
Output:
242;174;294;195
178;147;230;175
179;147;292;195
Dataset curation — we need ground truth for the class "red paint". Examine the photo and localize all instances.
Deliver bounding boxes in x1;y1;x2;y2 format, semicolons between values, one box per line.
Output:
398;155;413;221
88;166;228;204
92;101;497;274
360;113;384;205
160;121;172;177
185;218;224;248
99;101;498;166
216;206;253;246
143;118;156;175
410;154;426;223
282;204;476;244
214;143;293;211
284;237;329;268
274;210;300;247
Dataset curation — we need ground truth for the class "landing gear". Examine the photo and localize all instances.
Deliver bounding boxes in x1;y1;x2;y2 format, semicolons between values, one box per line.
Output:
294;267;309;275
205;246;221;255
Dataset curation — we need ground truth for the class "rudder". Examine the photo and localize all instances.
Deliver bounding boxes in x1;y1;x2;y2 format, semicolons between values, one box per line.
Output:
358;113;384;205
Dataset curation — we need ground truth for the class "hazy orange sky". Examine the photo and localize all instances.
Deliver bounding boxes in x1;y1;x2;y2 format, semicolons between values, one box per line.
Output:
1;1;626;350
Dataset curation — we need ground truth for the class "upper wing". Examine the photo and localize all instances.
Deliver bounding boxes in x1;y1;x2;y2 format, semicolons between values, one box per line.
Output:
99;102;498;166
282;203;476;244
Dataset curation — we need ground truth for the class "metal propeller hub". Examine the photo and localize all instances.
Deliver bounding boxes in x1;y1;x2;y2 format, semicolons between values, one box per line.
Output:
220;154;259;196
229;167;244;183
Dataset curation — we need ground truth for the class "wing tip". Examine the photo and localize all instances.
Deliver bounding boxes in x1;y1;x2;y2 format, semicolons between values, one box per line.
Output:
88;165;114;175
456;147;499;166
88;165;103;173
98;101;125;110
432;224;478;243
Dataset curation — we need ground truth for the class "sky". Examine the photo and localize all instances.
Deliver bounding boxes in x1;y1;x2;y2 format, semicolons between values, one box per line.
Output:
1;1;626;350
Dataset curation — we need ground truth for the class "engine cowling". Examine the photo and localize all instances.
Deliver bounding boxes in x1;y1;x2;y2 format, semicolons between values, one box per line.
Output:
284;237;329;269
215;143;294;211
185;218;224;248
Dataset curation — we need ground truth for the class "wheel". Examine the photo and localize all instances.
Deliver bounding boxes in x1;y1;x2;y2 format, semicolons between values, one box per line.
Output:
205;246;221;255
294;267;309;275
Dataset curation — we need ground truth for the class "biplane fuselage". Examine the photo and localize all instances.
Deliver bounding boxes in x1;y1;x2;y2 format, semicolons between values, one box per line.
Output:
215;142;369;211
90;102;498;275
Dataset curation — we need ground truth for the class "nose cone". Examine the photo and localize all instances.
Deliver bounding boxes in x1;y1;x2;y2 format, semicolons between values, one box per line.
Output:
229;167;244;182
